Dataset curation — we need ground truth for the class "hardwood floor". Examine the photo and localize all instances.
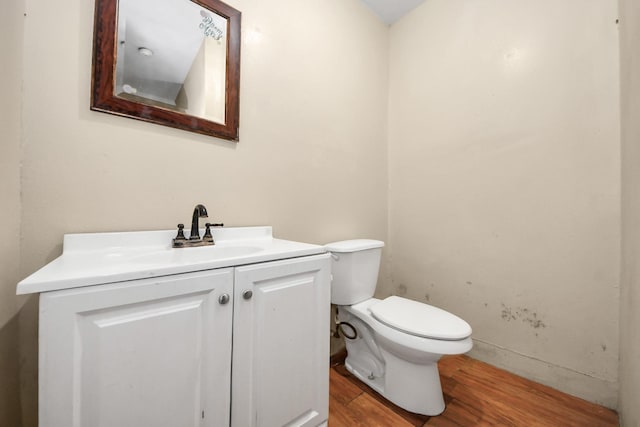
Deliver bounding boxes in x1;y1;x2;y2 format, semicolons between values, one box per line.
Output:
329;354;619;426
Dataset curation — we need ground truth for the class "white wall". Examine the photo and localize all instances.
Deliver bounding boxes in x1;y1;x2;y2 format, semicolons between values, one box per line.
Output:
619;0;640;424
20;0;389;265
15;0;389;424
0;0;25;425
387;0;620;406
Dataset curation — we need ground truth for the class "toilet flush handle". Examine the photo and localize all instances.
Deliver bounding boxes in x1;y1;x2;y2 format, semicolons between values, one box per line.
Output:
330;253;340;261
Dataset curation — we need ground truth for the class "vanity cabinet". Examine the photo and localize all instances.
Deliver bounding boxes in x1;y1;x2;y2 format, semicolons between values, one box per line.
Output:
233;256;330;427
38;254;330;427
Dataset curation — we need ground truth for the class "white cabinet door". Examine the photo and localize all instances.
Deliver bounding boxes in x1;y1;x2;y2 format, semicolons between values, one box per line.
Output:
232;254;331;427
39;268;234;427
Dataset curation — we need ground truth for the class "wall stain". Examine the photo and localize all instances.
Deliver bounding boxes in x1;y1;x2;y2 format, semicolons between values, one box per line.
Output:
501;304;517;321
397;284;407;296
424;293;430;302
500;303;547;329
601;344;607;352
466;281;473;285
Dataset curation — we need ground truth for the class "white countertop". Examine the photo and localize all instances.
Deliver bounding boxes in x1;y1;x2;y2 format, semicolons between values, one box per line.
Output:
17;226;326;295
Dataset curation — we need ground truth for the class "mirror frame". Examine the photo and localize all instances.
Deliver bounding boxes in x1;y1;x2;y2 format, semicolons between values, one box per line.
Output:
91;0;241;141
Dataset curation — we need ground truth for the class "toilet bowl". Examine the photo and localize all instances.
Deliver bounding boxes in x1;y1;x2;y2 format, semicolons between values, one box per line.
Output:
326;239;472;416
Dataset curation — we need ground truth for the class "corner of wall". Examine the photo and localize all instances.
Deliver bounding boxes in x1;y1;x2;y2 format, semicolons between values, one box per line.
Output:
0;0;27;425
618;0;640;423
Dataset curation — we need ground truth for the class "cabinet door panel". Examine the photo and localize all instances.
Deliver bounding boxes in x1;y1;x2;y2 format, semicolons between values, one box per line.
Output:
39;269;234;427
232;254;330;427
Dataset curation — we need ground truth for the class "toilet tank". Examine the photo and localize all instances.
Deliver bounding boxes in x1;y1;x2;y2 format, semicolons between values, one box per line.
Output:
325;239;384;305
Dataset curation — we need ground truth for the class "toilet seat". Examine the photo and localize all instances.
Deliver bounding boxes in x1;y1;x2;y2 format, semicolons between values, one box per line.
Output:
345;299;473;356
370;296;472;341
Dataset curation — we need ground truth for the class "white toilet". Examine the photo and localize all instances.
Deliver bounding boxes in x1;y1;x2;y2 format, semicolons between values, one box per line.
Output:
326;239;472;416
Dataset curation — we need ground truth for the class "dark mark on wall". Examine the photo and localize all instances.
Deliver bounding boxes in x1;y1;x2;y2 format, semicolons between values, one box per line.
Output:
466;281;473;285
501;303;547;329
501;304;517;321
424;293;430;302
397;284;407;296
601;344;607;352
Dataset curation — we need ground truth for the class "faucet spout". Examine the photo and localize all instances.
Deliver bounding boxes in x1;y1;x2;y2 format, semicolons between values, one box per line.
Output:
190;204;208;240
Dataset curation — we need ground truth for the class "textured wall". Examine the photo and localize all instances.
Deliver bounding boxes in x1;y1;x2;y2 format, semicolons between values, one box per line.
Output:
619;0;640;424
386;0;620;407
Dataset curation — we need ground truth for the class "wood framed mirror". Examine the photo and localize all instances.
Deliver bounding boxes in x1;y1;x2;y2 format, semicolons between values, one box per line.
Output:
91;0;241;141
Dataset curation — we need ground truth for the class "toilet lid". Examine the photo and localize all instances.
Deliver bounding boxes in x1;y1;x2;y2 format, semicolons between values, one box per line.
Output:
324;239;384;253
370;296;472;340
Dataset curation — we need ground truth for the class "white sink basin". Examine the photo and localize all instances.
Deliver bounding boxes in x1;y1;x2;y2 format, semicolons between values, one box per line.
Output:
130;245;263;264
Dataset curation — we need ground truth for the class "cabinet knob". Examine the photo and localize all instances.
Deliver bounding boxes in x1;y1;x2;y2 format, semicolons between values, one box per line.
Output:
242;290;253;300
218;294;230;305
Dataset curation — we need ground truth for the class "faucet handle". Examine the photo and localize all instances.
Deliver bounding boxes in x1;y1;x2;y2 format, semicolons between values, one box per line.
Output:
175;224;186;241
203;223;215;243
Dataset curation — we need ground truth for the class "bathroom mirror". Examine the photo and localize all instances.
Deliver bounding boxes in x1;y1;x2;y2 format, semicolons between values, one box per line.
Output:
91;0;241;141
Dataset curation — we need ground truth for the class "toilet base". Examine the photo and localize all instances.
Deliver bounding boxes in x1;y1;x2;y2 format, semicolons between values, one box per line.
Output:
379;348;445;416
344;348;445;416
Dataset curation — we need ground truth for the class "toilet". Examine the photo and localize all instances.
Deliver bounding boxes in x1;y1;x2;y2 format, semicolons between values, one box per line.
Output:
326;239;472;416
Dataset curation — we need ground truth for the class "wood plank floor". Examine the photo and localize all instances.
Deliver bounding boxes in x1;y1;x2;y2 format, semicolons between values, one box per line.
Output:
329;353;619;426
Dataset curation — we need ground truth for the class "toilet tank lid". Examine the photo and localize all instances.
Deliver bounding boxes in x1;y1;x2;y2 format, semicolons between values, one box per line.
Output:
370;296;472;340
325;239;384;253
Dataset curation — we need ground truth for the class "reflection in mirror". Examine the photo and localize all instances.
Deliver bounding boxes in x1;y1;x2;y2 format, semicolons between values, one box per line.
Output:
91;0;241;141
115;0;227;124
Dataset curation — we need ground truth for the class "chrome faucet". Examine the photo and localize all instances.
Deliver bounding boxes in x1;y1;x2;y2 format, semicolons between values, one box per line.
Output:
173;204;224;248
